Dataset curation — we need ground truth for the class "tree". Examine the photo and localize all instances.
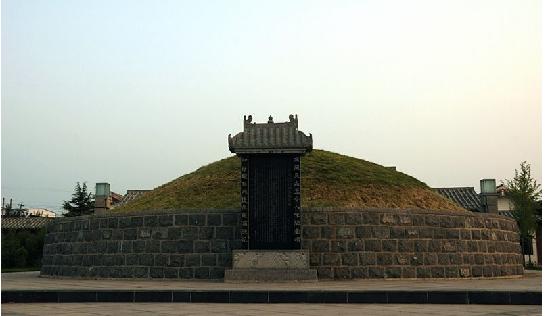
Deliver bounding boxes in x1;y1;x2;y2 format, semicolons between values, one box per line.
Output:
504;162;541;263
62;182;95;217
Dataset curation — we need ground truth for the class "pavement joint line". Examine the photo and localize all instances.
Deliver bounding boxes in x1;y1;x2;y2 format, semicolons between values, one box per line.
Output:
0;289;542;305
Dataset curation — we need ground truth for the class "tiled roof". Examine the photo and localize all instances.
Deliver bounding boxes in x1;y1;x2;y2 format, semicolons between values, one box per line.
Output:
228;115;313;154
434;187;482;211
1;216;54;230
112;190;151;208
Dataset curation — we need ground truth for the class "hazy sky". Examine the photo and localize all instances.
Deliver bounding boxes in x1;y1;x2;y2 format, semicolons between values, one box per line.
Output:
1;0;541;213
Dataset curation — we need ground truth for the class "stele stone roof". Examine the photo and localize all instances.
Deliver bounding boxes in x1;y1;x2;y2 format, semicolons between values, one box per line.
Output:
228;115;313;154
434;187;482;211
1;216;54;230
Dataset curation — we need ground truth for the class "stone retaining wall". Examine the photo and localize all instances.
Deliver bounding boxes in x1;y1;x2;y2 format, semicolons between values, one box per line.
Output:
301;208;524;279
41;208;523;279
40;210;241;279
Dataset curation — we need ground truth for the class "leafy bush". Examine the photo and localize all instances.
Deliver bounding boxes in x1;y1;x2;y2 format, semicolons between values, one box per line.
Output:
1;228;46;269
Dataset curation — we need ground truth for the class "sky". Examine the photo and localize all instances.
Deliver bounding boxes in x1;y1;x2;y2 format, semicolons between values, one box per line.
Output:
1;0;542;214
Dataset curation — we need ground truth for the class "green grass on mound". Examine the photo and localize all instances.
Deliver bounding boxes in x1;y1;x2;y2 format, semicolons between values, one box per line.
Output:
113;149;463;212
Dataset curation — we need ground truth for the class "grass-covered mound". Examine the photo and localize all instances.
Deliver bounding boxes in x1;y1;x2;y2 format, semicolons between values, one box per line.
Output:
113;149;464;212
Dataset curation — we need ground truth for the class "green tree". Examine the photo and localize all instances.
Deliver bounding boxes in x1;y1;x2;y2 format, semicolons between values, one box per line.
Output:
62;182;95;217
504;162;541;262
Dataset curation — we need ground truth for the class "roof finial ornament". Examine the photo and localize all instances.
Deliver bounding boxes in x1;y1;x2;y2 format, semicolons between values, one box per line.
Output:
268;115;274;123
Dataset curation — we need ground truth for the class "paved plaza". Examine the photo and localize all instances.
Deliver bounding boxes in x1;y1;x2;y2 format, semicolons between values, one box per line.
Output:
1;271;541;314
2;271;541;292
0;303;542;316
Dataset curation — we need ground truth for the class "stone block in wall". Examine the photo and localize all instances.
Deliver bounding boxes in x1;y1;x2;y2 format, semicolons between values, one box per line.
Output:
362;213;379;225
310;253;321;266
159;215;174;226
405;228;420;239
124;253;139;266
175;214;188;225
402;267;416;278
179;267;193;279
215;226;234;239
334;267;351;279
368;267;384;278
198;227;214;239
137;228;151;239
222;213;239;226
336;227;355;239
385;267;401;278
201;254;217;266
193;240;210;253
212;240;228;253
210;267;225;279
145;240;160;253
345;213;362;225
118;217;132;228
130;216;143;227
133;240;146;253
134;267;149;278
394;254;409;265
144;215;159;226
397;240;413;252
123;228;137;240
321;226;335;239
445;267;459;278
310;240;331;252
164;267;179;278
376;253;393;265
161;241;178;253
347;240;364;251
168;254;185;267
150;267;164;278
152;228;169;239
373;227;390;239
189;214;205;226
317;267;334;279
155;254;169;266
303;226;320;239
482;266;494;277
359;253;376;265
415;240;429;252
365;240;382;252
139;254;154;266
382;240;397;252
329;213;345;225
381;214;397;225
207;214;222;226
181;227;198;240
331;240;346;252
351;267;369;278
185;254;200;266
168;227;182;239
431;267;445;278
323;253;340;265
194;267;210;279
390;227;406;238
442;240;457;252
356;226;372;238
342;253;358;266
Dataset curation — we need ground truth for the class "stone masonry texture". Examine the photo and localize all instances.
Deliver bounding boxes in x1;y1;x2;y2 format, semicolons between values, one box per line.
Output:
302;208;524;280
41;210;241;280
41;208;523;280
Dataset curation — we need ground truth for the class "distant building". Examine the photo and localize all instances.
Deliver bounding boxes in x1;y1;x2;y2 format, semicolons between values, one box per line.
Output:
25;208;56;218
1;216;53;231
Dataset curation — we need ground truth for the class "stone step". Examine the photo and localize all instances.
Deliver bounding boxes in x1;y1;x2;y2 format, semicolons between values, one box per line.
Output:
232;250;310;269
224;268;318;282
